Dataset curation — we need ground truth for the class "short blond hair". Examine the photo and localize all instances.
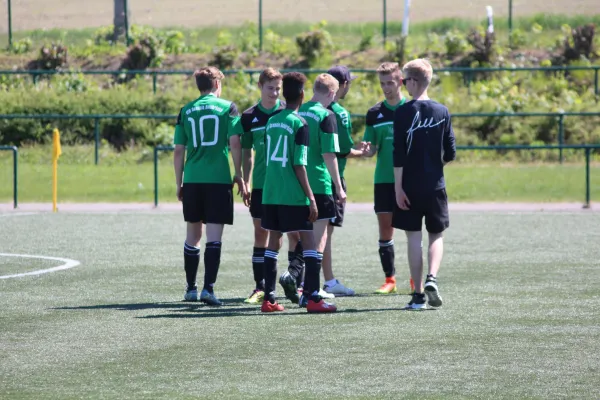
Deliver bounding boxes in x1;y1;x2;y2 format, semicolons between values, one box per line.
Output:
194;66;224;92
402;58;433;87
313;73;339;96
376;62;402;76
258;67;282;85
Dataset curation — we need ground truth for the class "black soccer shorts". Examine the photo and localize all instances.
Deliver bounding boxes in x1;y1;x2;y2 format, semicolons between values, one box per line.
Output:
314;193;336;221
392;188;449;234
374;183;396;214
261;204;313;233
330;177;347;227
182;183;233;225
249;189;263;219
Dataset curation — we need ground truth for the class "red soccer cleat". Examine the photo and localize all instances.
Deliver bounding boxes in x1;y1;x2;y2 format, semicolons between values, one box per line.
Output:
306;299;337;313
261;301;285;313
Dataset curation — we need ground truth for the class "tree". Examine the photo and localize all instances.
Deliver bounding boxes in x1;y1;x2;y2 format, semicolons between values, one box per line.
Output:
113;0;130;43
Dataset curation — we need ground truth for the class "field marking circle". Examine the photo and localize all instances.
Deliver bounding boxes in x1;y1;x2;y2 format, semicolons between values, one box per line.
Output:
0;253;81;279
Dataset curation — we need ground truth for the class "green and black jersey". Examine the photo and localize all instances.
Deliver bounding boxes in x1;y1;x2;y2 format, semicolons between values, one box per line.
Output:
328;101;353;178
298;101;340;195
174;93;242;184
262;110;310;206
240;99;285;190
363;98;406;184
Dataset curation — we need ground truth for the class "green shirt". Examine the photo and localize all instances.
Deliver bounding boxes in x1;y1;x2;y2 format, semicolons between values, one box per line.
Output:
262;110;310;206
328;101;353;178
240;99;285;190
174;93;241;184
363;98;406;184
298;101;340;195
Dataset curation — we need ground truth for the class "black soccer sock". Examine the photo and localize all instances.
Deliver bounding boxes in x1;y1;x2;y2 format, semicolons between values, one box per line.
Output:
288;241;305;285
252;247;266;291
303;250;320;300
263;250;278;304
203;241;222;293
378;239;396;278
183;242;200;290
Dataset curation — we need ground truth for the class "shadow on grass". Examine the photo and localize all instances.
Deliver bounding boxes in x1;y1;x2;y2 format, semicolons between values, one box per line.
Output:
136;306;437;319
51;297;248;311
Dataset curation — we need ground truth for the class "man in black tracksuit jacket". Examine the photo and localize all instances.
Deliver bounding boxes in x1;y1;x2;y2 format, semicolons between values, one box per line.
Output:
392;58;456;310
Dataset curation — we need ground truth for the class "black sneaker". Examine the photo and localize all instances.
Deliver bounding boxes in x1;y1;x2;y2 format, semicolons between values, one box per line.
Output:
279;271;300;304
424;275;443;307
404;292;427;310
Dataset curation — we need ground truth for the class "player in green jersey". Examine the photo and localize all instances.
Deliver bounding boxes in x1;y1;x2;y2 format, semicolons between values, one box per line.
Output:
173;66;246;306
363;62;414;295
297;73;349;305
321;65;370;297
260;72;336;313
240;68;306;305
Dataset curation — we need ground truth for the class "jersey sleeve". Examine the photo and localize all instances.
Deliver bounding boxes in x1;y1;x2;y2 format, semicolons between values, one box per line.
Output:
363;111;377;146
393;106;409;168
173;108;187;145
442;109;457;163
336;111;354;156
319;112;340;154
293;124;310;166
228;102;242;138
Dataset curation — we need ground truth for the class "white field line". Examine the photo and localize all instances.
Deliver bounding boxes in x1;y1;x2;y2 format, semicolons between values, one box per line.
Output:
0;253;81;279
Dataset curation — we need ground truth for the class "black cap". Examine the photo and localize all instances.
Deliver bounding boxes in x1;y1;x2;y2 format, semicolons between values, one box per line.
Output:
327;65;357;84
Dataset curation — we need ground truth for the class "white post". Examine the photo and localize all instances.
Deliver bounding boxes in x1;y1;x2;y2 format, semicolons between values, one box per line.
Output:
402;0;411;37
486;6;494;33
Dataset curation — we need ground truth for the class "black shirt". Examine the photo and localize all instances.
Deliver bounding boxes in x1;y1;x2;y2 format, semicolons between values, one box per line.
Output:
392;100;456;195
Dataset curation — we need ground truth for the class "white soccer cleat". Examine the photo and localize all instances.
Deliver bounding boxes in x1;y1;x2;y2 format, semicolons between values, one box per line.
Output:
323;279;355;296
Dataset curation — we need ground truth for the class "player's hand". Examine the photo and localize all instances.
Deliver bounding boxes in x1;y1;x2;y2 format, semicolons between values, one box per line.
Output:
233;175;247;198
242;184;251;208
396;189;411;210
177;185;183;202
308;198;318;223
335;185;347;204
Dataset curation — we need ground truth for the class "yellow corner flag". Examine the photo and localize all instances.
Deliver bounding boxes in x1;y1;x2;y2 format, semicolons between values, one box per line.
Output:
52;128;62;212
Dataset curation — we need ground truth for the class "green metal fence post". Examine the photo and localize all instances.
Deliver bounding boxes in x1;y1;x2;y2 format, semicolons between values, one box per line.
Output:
152;73;157;94
585;147;591;208
124;0;131;46
383;0;387;46
258;0;263;52
94;118;100;165
154;146;159;207
7;0;12;50
595;68;599;97
13;146;18;209
558;114;564;163
508;0;513;48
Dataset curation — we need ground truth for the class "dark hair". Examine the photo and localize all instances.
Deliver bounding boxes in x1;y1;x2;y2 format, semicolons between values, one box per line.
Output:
282;72;307;103
194;66;224;92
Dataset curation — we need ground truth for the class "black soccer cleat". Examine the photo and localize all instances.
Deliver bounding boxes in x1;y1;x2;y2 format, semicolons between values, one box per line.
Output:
279;271;300;304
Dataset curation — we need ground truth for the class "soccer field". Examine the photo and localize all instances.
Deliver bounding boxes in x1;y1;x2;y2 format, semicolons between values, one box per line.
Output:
1;209;599;399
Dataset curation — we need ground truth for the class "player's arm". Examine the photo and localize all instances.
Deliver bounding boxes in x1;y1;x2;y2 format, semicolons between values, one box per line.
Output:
292;124;317;222
240;120;254;189
173;109;186;201
442;109;457;165
335;112;364;159
320;113;346;203
393;106;410;209
228;103;246;197
362;118;377;158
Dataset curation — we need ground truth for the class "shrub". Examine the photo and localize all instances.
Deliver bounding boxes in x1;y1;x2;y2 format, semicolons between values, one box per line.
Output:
37;43;68;70
295;21;334;67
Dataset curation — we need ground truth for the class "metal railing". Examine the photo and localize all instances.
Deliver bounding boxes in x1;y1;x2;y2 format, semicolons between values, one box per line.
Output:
3;111;599;164
0;146;18;209
2;66;599;96
153;144;598;208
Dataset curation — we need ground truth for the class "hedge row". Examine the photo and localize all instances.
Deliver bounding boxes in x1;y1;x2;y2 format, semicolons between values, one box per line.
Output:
1;72;599;148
